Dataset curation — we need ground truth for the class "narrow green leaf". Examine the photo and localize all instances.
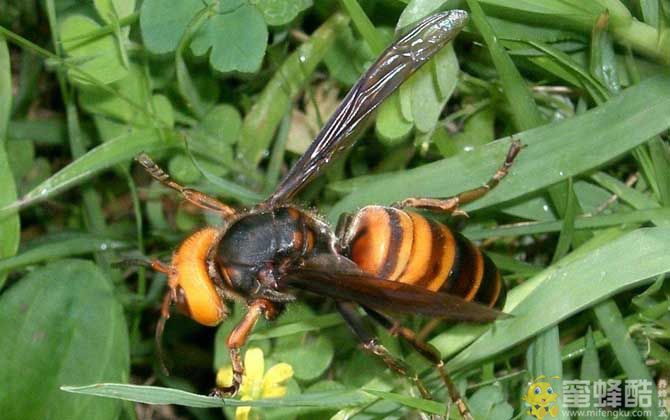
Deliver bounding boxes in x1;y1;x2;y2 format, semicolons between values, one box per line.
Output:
7;118;68;145
648;137;670;206
464;208;670;239
249;313;343;341
590;12;620;94
0;260;128;420
237;13;348;165
465;0;543;131
524;327;565;420
590;172;660;210
580;327;600;382
593;300;660;417
339;0;384;54
328;74;670;222
0;36;19;288
364;390;445;415
0;235;130;274
469;385;514;420
61;384;375;408
0;129;179;219
552;178;578;261
447;227;670;371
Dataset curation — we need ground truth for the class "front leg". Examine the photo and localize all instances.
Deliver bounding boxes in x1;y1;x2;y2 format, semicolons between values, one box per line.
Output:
211;299;279;396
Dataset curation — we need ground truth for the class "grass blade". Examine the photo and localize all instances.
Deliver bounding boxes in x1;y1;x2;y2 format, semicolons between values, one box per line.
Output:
61;384;375;408
237;14;348;166
329;74;670;222
0;36;20;288
465;0;543;130
0;128;179;219
447;227;670;371
0;235;130;274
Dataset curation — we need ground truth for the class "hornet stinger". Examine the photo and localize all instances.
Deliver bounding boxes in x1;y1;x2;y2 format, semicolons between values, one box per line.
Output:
135;10;522;420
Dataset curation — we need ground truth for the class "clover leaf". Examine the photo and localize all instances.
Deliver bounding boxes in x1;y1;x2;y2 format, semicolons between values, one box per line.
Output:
141;0;268;74
190;1;268;73
252;0;312;26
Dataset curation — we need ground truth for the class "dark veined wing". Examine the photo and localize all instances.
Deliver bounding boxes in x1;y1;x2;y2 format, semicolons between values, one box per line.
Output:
281;254;506;323
264;10;469;206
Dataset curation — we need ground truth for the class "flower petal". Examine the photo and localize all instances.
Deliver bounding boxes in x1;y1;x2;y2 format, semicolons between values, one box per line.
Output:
262;384;287;399
264;363;294;387
244;347;265;382
216;365;234;388
235;406;251;420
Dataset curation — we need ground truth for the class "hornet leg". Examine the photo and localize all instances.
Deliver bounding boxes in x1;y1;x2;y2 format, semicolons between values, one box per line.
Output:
211;299;279;397
363;307;474;420
394;140;523;217
136;153;236;218
336;301;433;402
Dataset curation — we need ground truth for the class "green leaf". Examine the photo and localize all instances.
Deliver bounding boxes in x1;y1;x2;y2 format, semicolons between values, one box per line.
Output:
79;64;170;128
249;313;343;341
0;128;179;219
375;92;413;145
0;37;19;288
409;44;459;133
0;260;128;420
447;227;670;371
593;300;660;417
580;327;600;381
61;384;375;408
253;0;312;26
364;390;445;415
328;74;670;222
237;13;348;165
60;15;128;84
274;334;334;381
525;327;565;420
0;234;130;274
323;26;372;86
191;2;268;74
140;0;203;54
374;7;460;143
466;0;543;131
94;0;136;24
194;104;241;146
469;385;514;420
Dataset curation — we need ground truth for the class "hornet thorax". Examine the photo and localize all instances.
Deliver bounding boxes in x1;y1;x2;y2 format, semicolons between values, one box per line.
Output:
215;206;335;298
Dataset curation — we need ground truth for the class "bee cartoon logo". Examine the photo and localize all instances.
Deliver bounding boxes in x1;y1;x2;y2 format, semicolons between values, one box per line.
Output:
523;375;560;419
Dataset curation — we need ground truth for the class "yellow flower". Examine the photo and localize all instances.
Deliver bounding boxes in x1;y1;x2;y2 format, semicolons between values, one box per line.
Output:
216;347;294;420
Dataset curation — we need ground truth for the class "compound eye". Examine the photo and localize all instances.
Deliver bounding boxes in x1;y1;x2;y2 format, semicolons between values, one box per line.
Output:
534;386;541;395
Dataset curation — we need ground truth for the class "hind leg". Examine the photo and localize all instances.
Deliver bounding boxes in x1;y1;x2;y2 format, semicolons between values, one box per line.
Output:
336;301;434;402
394;140;523;217
363;307;473;420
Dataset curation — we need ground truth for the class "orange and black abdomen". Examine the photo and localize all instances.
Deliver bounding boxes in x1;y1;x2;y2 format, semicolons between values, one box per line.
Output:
343;206;505;309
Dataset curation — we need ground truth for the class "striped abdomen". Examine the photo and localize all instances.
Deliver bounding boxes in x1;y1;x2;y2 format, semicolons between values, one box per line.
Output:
343;205;505;309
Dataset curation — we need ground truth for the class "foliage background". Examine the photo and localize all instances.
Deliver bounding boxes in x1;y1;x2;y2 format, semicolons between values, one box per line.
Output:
1;0;670;419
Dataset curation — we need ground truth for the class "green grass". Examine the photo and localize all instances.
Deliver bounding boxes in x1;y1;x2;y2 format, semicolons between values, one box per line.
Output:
1;1;670;419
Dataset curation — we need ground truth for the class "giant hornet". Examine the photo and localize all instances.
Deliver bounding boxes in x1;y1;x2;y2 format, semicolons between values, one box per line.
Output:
136;10;522;419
